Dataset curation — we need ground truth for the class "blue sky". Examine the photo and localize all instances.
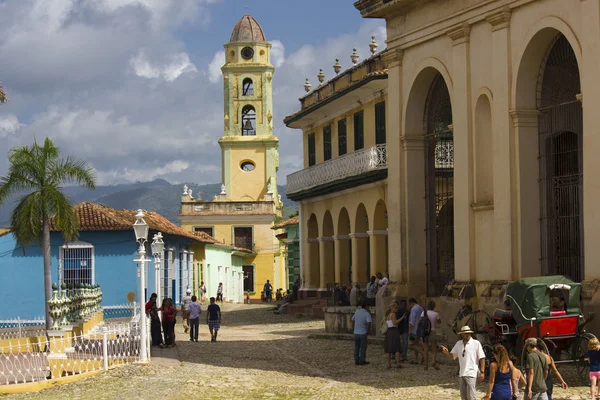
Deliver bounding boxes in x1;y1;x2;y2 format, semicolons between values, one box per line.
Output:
0;0;385;186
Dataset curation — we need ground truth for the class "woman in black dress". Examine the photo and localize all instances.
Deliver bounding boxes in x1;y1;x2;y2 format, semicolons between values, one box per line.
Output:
384;302;405;368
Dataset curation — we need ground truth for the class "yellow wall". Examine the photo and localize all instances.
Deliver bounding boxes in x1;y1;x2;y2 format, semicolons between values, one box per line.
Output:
303;94;388;168
181;219;276;298
228;147;267;201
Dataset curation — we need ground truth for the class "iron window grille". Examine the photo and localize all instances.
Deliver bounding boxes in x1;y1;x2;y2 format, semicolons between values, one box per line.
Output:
59;241;94;287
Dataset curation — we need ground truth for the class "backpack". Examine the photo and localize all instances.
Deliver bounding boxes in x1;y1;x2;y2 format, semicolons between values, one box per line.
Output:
379;316;388;335
419;310;432;338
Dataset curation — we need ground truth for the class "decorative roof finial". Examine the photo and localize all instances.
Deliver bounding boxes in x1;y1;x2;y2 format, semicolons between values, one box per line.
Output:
351;48;359;65
188;188;193;198
369;35;378;55
183;184;188;195
333;59;341;75
304;78;311;93
220;184;226;195
317;69;325;84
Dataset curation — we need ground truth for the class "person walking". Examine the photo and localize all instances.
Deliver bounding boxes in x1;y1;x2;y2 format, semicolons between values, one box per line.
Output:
264;280;273;302
384;302;404;369
418;300;441;370
523;337;549;400
351;302;372;365
483;344;517;400
145;293;162;347
188;295;201;342
586;337;600;400
160;298;177;347
207;297;222;342
216;283;223;303
181;288;192;334
536;338;567;400
396;299;409;362
407;298;425;364
440;325;486;400
199;281;207;303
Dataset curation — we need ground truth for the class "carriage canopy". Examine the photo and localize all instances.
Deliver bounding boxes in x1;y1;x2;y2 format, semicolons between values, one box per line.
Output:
506;275;581;326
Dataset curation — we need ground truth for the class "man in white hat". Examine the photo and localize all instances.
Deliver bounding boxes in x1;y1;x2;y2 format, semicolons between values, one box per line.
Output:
181;288;193;334
441;325;486;400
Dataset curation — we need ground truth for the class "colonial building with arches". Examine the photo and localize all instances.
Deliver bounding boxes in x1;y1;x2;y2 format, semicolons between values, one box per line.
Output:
285;51;389;293
349;0;599;315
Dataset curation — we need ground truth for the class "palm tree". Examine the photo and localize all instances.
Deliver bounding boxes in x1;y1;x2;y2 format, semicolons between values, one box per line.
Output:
0;138;96;329
0;83;7;103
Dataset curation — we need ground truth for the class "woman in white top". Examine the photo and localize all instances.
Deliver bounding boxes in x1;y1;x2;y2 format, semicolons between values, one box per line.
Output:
384;302;405;368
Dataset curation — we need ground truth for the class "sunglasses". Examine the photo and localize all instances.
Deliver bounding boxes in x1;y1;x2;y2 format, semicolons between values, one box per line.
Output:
462;343;467;358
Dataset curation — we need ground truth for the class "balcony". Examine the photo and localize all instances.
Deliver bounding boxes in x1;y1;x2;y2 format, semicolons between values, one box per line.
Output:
180;201;275;216
286;144;387;201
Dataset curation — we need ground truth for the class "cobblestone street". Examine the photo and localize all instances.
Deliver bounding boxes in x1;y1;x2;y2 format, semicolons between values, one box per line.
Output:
6;303;593;400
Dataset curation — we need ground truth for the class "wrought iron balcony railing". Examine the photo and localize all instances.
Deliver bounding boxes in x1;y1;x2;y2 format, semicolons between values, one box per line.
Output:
287;144;387;195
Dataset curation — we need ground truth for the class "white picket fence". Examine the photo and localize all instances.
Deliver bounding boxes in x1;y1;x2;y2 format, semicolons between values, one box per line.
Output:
0;318;46;341
0;324;144;385
0;309;150;386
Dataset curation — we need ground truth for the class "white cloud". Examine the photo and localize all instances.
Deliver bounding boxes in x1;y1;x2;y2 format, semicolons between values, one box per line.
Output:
270;40;285;68
207;50;225;84
130;50;161;79
130;50;197;81
0;0;385;189
0;114;22;138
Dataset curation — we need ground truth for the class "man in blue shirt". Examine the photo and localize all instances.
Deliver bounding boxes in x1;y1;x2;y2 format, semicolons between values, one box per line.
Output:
351;303;372;365
408;298;425;364
263;280;273;302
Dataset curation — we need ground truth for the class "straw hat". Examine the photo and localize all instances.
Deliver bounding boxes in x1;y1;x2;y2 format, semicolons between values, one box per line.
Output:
458;325;474;335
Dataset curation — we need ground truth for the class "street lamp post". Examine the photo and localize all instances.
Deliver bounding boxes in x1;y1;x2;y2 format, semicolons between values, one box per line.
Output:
133;209;149;363
151;233;165;298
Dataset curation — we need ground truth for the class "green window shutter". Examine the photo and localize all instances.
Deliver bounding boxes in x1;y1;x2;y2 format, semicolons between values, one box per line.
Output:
308;133;316;166
354;111;364;150
338;118;347;156
375;101;386;145
323;125;332;161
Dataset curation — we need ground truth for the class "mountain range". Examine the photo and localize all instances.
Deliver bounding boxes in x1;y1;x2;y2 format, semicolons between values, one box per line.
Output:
0;179;297;227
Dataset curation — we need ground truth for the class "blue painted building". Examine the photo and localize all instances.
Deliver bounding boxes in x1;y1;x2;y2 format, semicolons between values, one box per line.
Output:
0;202;218;319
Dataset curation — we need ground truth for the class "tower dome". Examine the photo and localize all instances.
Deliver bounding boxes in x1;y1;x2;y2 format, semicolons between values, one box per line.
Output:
230;14;267;43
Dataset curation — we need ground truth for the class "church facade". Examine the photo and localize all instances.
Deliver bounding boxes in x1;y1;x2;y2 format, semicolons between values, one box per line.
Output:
180;15;284;300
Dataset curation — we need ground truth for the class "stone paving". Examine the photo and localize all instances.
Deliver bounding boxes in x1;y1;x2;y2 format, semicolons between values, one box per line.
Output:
5;303;594;399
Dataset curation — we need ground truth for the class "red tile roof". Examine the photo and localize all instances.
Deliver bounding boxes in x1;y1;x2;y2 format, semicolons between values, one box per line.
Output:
272;216;299;229
48;202;219;245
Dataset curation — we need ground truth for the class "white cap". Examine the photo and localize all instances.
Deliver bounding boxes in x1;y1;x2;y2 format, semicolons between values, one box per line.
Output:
186;289;191;294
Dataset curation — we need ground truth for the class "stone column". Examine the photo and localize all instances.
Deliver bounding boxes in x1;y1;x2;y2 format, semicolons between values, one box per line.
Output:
447;23;475;281
510;109;541;278
350;233;369;284
334;235;351;284
401;136;427;294
368;230;388;277
487;8;513;281
581;0;600;279
318;236;334;288
381;49;404;282
306;238;319;288
188;251;194;293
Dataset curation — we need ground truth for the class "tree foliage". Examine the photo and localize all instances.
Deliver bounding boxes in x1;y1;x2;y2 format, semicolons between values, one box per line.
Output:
0;138;96;327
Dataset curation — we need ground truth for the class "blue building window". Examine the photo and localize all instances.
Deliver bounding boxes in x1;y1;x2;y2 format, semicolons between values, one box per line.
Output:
60;242;94;287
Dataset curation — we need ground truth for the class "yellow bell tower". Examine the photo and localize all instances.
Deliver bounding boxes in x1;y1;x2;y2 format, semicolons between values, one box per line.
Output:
180;14;286;301
219;14;279;203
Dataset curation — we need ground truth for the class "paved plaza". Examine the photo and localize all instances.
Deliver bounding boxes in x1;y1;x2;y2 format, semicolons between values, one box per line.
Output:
6;303;592;399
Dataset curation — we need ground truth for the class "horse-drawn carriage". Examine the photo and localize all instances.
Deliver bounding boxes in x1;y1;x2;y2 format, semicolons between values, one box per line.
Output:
451;276;596;383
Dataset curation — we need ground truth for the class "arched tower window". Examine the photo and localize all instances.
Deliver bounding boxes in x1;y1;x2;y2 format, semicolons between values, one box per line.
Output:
241;105;256;136
242;78;254;96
